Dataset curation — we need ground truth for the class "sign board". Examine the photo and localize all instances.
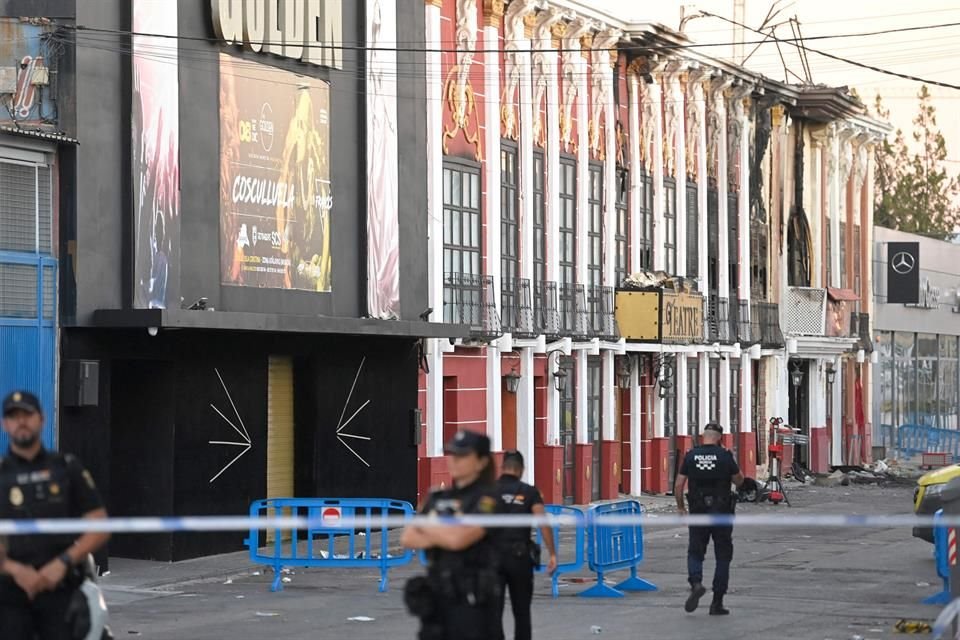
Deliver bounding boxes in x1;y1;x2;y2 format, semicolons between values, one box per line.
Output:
321;506;342;526
614;290;704;344
887;242;920;304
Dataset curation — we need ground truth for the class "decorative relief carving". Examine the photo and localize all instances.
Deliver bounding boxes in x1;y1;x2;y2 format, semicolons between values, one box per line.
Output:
559;18;592;154
531;8;565;148
442;0;483;160
500;0;538;141
482;0;504;27
588;30;620;160
685;68;706;178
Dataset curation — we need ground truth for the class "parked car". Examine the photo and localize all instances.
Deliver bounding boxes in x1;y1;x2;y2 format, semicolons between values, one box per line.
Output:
913;464;960;543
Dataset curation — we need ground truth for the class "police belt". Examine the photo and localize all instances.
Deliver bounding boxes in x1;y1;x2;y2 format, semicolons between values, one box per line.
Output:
686;489;737;514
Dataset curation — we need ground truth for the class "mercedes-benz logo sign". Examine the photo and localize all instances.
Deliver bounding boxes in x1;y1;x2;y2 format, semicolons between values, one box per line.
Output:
891;251;916;275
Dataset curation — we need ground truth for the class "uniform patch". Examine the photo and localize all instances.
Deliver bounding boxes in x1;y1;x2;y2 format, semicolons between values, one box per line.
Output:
82;470;96;489
478;496;497;513
49;482;60;496
694;454;718;471
9;486;23;507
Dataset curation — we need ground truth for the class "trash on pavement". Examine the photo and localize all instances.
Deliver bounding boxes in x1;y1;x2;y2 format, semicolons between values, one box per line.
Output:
281;577;292;583
893;618;932;633
348;616;376;622
223;579;233;585
590;625;603;634
255;612;280;617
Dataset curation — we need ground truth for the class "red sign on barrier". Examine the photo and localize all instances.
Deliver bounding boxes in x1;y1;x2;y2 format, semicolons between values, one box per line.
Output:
322;507;342;526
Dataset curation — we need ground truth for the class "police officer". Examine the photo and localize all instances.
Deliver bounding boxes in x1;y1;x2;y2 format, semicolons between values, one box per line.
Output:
674;422;744;616
401;431;502;640
0;390;111;639
494;450;556;640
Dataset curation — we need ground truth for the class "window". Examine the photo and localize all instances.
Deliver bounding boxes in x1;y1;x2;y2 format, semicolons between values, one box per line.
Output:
533;151;546;286
894;332;916;426
559;156;577;286
751;224;768;300
707;178;719;293
663;177;677;275
728;189;739;294
686;179;698;280
442;162;482;323
636;168;653;271
939;336;958;430
709;360;720;423
730;360;741;434
588;357;601;444
615;169;629;285
825;214;832;286
0;161;52;255
588;163;603;290
663;355;677;437
918;333;938;427
877;332;894;445
501;144;519;288
853;224;861;297
840;221;847;289
687;359;700;436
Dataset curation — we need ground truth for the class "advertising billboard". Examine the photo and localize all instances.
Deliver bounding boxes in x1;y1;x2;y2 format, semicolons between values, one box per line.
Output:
132;1;180;309
219;54;332;291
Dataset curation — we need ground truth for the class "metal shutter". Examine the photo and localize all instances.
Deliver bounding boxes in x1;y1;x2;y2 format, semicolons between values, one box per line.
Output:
266;357;294;543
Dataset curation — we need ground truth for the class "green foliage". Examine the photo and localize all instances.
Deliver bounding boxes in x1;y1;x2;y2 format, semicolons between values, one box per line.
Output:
873;87;960;240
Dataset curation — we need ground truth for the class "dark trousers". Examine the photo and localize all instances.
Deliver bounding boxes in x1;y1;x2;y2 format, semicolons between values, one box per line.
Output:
417;602;497;640
687;525;734;595
495;553;534;640
0;588;75;640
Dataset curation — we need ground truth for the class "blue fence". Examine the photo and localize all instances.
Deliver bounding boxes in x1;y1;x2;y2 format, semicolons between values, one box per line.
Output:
245;498;415;592
580;500;657;598
924;510;951;605
534;504;585;598
898;425;960;461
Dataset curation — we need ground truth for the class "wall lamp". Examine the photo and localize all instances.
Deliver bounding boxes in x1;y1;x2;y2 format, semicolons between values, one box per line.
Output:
825;361;837;386
790;361;804;389
502;351;522;395
545;339;572;393
616;356;632;390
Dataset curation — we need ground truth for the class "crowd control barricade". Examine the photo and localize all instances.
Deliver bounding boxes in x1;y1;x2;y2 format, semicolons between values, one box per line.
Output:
898;425;960;462
579;500;657;598
925;509;952;605
534;505;585;598
245;498;414;593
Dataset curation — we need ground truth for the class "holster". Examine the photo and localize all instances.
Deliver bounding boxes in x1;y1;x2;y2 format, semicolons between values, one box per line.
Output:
404;576;437;619
529;541;542;567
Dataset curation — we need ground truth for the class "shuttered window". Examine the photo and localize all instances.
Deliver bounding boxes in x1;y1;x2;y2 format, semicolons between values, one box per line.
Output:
0;162;52;254
267;357;295;501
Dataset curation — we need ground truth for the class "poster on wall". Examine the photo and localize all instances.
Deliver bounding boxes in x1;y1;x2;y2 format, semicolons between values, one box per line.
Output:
219;54;333;291
132;0;180;309
366;0;401;319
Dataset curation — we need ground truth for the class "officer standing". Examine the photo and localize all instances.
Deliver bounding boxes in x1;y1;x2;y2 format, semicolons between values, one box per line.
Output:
494;450;556;640
674;422;744;616
0;390;111;639
401;431;502;640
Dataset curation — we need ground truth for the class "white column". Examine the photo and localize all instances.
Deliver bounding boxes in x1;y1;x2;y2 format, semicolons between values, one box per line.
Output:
738;100;751;297
715;86;730;299
831;359;843;464
576;354;588;445
628;73;643;271
425;1;445;458
518;347;536;483
720;357;731;431
576;51;589;291
629;361;643;495
651;82;665;272
654;353;666;439
671;73;687;277
484;20;503;451
830;127;842;288
808;135;822;288
602;351;615;440
696;84;709;289
518;32;535;284
741;353;752;433
699;353;710;429
676;354;689;436
603;52;617;289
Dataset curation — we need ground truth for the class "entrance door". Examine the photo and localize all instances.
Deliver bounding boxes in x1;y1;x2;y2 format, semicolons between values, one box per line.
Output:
560;357;576;504
730;360;741;460
788;359;810;467
587;356;601;501
664;356;678;488
501;378;518;451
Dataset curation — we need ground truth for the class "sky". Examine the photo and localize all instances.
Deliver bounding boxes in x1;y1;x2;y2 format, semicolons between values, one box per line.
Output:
590;0;960;165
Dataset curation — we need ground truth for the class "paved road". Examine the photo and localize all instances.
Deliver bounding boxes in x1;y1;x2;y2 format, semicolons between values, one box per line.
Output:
103;482;940;639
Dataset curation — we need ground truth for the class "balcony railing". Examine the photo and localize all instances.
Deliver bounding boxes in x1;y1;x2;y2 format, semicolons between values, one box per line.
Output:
706;295;731;343
752;301;785;349
560;283;590;340
733;299;753;344
443;273;502;339
501;277;536;338
784;287;827;336
535;280;561;338
589;285;618;340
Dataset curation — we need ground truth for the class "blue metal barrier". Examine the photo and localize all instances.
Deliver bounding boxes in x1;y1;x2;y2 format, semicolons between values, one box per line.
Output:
534;504;585;598
924;509;951;605
579;500;657;598
245;497;414;593
898;424;960;461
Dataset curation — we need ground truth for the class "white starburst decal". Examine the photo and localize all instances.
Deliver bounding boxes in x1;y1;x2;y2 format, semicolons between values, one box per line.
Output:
336;356;372;467
209;368;252;483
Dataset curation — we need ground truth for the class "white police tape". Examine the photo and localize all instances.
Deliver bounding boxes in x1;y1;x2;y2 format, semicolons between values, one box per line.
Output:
0;513;952;535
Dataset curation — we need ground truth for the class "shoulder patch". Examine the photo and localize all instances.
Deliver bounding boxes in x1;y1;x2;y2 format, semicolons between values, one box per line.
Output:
477;495;497;514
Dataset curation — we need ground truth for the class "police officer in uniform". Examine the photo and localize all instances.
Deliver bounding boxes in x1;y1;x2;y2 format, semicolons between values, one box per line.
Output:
401;431;502;640
674;422;744;616
494;450;556;640
0;390;111;639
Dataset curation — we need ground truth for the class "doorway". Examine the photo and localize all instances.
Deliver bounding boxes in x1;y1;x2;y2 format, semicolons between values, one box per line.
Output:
587;356;602;501
788;359;810;467
560;356;576;504
730;359;741;460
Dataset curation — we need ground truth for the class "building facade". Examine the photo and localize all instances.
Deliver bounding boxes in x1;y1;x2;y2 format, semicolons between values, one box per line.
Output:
873;227;960;454
417;0;889;502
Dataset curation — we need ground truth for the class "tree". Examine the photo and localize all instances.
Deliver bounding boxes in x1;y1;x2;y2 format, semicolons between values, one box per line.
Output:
873;87;960;240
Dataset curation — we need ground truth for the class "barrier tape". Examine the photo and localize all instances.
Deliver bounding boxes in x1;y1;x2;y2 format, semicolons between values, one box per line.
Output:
0;512;954;535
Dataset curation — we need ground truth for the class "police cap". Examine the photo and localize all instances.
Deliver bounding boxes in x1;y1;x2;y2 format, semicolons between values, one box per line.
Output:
2;390;42;416
444;430;491;457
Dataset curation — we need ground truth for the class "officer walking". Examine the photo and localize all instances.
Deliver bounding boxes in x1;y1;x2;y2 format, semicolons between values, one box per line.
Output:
0;390;111;639
494;450;556;640
401;431;502;640
674;422;744;616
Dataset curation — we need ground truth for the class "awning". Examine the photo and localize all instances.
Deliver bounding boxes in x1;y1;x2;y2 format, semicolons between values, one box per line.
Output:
86;308;470;340
0;125;78;145
827;287;859;302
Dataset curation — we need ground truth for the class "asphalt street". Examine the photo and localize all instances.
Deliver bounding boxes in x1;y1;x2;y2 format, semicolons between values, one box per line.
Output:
101;482;940;640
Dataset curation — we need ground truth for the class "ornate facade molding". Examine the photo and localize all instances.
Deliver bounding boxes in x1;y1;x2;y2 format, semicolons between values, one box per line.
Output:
559;18;593;153
426;0;443;6
685;66;707;178
531;8;565;148
706;75;733;179
662;61;687;177
442;0;483;160
588;29;620;159
726;82;751;186
500;0;538;141
482;0;504;27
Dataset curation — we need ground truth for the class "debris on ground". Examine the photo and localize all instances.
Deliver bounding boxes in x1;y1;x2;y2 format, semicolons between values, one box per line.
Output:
348;616;376;622
255;612;280;617
894;618;932;633
590;626;603;634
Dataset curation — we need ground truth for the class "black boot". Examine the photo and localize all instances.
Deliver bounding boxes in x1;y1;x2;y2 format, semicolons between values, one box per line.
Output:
684;582;707;613
709;594;730;616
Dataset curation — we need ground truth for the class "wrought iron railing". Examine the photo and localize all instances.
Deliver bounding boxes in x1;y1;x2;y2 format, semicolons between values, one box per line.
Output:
752;301;784;349
443;273;502;339
559;283;590;340
706;295;731;343
589;285;618;340
501;277;536;338
535;280;561;338
735;299;753;344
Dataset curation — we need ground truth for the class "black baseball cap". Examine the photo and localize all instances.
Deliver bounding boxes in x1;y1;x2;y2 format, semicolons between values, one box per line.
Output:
444;430;491;457
3;391;42;416
703;422;724;434
503;450;525;467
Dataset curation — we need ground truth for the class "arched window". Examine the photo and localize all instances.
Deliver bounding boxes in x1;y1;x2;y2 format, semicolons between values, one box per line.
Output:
787;207;812;287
